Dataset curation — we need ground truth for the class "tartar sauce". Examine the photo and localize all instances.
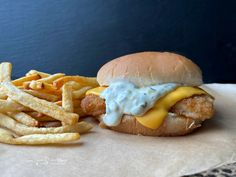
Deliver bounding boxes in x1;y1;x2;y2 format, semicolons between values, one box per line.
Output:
100;80;179;126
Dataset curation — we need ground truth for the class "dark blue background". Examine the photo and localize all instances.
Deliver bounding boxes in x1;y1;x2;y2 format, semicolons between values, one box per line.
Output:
0;0;235;83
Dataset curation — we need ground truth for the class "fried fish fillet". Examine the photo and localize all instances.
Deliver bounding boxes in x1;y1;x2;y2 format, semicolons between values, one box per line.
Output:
81;94;214;121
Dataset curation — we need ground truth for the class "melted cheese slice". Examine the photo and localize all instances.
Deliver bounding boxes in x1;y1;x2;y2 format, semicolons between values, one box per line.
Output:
86;86;206;129
86;87;106;95
136;87;206;129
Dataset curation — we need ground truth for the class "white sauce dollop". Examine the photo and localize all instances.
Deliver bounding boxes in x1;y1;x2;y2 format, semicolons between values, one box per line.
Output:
100;80;179;126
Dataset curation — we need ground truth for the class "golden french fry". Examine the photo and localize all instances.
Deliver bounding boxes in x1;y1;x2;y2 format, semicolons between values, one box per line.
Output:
17;86;24;89
0;62;12;82
63;81;83;90
24;81;62;96
3;82;78;125
37;73;65;84
0;128;80;145
26;111;44;118
39;121;62;128
23;89;59;102
75;121;93;134
6;98;32;112
53;76;98;89
0;86;8;99
0;113;90;135
54;100;62;106
0;99;26;112
27;112;56;121
12;74;41;86
62;84;73;112
26;70;50;78
73;87;92;99
38;87;62;96
7;112;38;127
28;80;43;90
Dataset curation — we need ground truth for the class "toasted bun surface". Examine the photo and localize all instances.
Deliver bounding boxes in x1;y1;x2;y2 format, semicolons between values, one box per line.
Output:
97;52;202;87
98;113;202;136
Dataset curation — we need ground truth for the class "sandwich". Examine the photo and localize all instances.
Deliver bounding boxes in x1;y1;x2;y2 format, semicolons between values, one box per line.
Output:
81;52;214;136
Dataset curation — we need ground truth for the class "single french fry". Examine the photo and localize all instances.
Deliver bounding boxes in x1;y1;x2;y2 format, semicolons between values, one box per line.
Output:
73;87;92;99
27;112;56;121
0;99;26;112
6;98;32;112
37;73;65;84
75;121;93;134
12;74;41;86
26;111;44;118
28;80;43;90
7;112;38;127
0;113;90;135
17;86;24;89
26;70;50;78
3;82;78;125
23;89;59;102
0;62;12;82
54;100;62;106
53;76;98;89
63;81;83;90
0;128;80;145
0;86;8;99
62;84;73;112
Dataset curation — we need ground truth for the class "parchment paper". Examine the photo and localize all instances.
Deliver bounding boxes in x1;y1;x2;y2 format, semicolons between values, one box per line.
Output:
0;84;236;177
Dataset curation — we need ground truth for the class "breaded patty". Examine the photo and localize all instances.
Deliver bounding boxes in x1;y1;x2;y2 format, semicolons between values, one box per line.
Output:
81;94;106;116
170;95;214;120
81;94;214;121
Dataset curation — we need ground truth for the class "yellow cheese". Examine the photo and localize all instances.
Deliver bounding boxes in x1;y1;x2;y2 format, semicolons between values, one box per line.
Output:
86;86;206;130
86;87;106;95
135;87;206;129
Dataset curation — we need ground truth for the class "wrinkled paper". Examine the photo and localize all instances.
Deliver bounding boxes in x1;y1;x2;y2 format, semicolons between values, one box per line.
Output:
0;84;236;177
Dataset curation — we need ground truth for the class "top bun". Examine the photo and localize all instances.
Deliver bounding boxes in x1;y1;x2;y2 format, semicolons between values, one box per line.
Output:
97;52;203;87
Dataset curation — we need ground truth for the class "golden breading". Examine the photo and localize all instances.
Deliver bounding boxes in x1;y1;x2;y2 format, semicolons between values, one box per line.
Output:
170;95;214;121
81;94;106;116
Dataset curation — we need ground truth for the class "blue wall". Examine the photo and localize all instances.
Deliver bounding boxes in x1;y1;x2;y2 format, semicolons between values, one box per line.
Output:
0;0;235;83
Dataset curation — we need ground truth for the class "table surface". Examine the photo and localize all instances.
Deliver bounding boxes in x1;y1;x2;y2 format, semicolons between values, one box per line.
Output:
1;84;236;177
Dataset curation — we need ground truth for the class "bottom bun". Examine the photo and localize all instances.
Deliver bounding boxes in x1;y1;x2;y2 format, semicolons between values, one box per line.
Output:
98;113;202;136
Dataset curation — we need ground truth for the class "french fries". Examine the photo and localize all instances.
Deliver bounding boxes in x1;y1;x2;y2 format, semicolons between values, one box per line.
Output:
24;81;62;96
0;128;80;145
0;99;26;112
27;112;56;121
37;73;65;84
0;62;95;145
12;74;41;86
3;82;78;125
7;112;38;127
26;70;50;78
23;89;59;102
62;84;73;112
64;81;83;90
73;86;92;99
0;113;92;135
0;62;12;82
53;76;98;89
0;86;8;99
